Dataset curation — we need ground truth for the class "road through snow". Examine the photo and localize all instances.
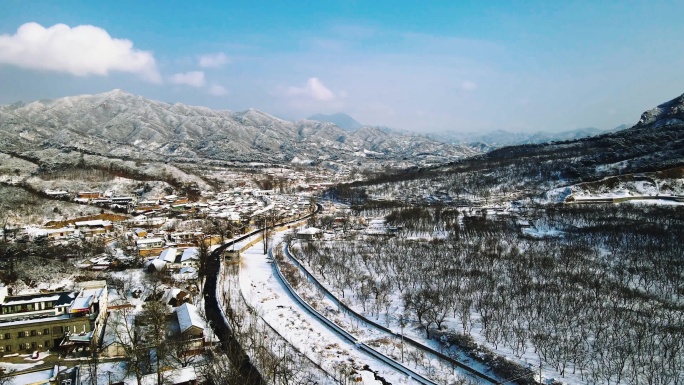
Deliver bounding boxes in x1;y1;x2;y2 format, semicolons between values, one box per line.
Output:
238;231;410;385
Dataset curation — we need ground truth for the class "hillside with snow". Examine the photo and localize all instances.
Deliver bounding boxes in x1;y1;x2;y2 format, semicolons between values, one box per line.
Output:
0;90;476;168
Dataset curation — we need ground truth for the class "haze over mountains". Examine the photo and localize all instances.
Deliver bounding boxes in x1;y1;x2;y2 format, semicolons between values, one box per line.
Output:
0;90;475;167
307;111;627;149
426;125;630;149
356;91;684;199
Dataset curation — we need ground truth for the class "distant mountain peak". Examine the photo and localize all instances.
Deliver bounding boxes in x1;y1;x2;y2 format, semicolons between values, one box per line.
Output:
307;112;362;131
102;88;131;97
638;92;684;128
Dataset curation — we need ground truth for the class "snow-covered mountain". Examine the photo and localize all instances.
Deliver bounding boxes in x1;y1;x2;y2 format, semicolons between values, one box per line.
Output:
353;91;684;203
307;112;362;131
0;90;475;166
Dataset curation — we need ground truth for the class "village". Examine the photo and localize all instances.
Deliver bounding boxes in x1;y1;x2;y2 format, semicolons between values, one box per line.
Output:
0;162;412;385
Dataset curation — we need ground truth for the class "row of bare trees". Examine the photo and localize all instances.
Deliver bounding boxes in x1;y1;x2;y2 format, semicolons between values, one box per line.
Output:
296;204;684;384
217;263;340;384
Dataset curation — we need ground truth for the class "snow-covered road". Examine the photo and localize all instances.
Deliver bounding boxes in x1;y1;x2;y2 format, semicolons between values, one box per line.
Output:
237;231;410;385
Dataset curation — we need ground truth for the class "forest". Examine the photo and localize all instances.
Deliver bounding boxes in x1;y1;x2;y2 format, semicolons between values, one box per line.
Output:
297;204;684;384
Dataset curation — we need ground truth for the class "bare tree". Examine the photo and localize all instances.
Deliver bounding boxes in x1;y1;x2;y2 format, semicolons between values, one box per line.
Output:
111;306;148;385
138;300;170;385
195;237;210;293
0;368;15;385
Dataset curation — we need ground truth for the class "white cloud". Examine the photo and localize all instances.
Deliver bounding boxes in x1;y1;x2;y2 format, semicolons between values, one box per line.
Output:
169;71;205;87
286;77;335;101
0;22;161;83
199;52;229;68
208;84;228;96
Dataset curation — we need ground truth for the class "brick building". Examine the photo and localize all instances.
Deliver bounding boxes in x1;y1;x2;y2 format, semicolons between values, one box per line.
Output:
0;281;107;354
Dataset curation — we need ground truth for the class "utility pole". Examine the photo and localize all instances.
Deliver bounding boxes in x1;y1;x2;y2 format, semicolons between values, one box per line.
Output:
539;361;542;384
399;315;406;363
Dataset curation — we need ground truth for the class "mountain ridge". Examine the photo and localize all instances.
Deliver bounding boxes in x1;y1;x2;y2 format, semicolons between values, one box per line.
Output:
0;90;476;168
307;112;363;131
351;91;684;199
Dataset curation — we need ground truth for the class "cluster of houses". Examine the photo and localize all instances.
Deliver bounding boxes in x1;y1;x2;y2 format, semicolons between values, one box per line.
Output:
15;186;315;246
44;190;137;211
0;169;347;384
144;247;200;281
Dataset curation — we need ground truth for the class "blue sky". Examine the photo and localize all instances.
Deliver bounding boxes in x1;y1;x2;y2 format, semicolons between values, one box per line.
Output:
0;1;683;133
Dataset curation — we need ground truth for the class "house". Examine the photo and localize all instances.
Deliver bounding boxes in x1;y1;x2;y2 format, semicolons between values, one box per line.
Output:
110;196;136;205
74;220;112;238
133;366;199;385
0;281;107;354
297;227;322;240
169;232;200;245
129;215;167;228
145;258;167;273
100;306;131;357
61;281;108;352
173;303;206;355
133;228;148;238
159;248;179;264
8;365;80;385
44;227;78;241
178;248;199;268
365;219;397;236
77;191;101;200
136;237;165;250
86;254;114;271
45;189;70;199
150;248;198;272
173;267;198;282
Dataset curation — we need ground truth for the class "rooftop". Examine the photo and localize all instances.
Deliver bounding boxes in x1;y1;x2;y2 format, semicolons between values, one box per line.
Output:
176;303;204;333
3;291;75;307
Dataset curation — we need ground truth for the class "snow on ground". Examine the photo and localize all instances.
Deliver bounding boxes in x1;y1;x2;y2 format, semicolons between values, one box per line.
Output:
236;230;416;385
0;185;102;226
80;361;129;385
289;240;591;385
9;367;58;385
0;358;47;372
282;242;498;384
544;174;684;205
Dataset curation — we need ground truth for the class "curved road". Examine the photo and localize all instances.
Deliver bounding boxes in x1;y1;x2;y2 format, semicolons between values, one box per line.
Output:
203;229;267;385
202;208;321;385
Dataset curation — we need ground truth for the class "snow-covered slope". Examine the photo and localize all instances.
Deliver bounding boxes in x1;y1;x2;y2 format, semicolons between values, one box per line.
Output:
0;90;476;166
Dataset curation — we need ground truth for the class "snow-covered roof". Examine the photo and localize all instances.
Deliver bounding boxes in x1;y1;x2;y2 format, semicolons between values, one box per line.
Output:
175;303;204;333
181;247;199;262
161;288;183;305
297;227;321;235
2;291;74;307
70;294;94;312
146;259;166;271
70;285;107;313
44;227;76;234
158;248;178;263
